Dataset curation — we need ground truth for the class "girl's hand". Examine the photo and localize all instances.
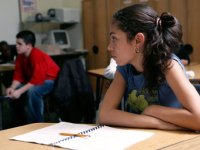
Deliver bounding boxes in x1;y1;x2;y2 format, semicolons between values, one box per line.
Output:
155;118;186;130
142;105;188;130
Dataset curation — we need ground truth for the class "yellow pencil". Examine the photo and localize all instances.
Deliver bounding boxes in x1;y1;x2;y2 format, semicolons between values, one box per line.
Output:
59;132;90;138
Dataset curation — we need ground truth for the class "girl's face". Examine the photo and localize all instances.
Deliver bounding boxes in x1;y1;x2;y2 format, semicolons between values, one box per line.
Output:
108;23;140;66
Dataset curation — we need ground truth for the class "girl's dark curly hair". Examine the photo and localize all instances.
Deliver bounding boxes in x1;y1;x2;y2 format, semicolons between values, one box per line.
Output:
113;4;182;92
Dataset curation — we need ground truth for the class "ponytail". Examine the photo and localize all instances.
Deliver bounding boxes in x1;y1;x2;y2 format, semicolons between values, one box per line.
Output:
144;12;182;93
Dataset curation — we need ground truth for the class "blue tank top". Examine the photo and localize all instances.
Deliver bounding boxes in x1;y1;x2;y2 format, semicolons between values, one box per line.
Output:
117;54;186;113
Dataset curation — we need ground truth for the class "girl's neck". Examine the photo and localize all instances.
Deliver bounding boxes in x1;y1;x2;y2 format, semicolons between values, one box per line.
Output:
131;53;144;73
133;63;143;73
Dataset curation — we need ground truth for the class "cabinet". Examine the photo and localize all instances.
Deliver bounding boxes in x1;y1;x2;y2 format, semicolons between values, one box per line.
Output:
82;0;139;92
82;0;109;70
82;0;200;100
82;0;200;69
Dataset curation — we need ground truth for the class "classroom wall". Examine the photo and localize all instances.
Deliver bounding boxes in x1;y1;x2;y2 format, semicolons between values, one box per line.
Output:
0;0;20;44
20;0;82;22
0;0;82;46
20;0;83;49
1;0;199;62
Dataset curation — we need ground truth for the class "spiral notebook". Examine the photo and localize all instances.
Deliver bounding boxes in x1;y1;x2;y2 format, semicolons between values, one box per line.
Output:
10;122;154;150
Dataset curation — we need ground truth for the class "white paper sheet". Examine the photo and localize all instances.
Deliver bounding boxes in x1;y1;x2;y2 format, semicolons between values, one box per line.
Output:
10;122;154;150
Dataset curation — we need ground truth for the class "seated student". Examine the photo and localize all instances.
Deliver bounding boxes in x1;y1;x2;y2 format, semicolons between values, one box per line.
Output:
176;44;193;65
0;41;16;88
98;4;200;131
104;58;117;79
0;41;14;64
6;30;60;126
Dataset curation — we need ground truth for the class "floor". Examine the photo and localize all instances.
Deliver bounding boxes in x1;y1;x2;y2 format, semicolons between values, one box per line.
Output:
0;98;60;130
0;90;100;130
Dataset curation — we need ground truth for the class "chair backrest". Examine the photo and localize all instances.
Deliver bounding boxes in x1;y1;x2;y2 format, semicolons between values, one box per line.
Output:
53;58;96;123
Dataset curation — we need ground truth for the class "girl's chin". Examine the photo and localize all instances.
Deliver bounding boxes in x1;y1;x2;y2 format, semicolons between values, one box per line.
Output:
113;59;118;64
116;62;126;66
112;57;117;61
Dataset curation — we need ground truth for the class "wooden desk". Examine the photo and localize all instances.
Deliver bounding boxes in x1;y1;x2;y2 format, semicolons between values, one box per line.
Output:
188;62;199;66
38;45;88;67
185;64;200;83
0;123;200;150
0;63;15;72
88;68;107;109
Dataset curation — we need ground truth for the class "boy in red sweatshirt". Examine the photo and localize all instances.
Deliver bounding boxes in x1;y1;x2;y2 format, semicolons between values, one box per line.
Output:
6;30;60;126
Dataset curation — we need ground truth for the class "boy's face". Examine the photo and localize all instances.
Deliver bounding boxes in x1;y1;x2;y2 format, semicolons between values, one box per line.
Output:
16;38;30;55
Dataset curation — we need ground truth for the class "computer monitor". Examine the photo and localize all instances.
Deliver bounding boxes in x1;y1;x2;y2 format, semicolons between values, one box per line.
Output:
48;29;71;49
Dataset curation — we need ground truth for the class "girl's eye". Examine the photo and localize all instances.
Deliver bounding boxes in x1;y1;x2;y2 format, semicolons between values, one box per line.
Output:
110;36;117;42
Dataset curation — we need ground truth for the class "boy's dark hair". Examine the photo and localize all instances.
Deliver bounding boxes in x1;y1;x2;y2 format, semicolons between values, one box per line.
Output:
183;44;193;54
16;30;36;47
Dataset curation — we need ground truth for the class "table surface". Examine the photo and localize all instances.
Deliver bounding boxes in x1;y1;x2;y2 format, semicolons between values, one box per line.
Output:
0;49;88;72
88;68;105;77
0;123;200;150
0;63;15;72
185;63;200;82
88;62;200;82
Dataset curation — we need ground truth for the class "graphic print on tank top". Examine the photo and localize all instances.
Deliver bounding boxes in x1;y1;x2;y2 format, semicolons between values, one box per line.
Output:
127;88;159;113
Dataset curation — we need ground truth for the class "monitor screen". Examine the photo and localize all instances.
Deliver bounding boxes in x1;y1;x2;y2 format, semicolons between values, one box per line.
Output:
48;30;71;49
54;32;68;45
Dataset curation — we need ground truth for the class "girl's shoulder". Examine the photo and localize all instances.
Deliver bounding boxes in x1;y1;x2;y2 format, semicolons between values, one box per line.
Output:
171;53;185;71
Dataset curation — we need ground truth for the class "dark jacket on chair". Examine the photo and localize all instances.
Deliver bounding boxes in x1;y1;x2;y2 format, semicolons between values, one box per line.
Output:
53;58;96;123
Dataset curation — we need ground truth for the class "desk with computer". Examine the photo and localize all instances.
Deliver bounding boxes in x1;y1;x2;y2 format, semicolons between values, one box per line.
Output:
27;7;86;66
36;29;88;67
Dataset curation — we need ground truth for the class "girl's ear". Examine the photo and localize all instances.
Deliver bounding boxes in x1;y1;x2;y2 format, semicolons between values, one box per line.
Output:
135;32;145;44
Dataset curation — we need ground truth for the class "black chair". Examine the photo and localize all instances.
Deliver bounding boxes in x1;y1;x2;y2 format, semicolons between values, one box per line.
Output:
194;84;200;94
52;58;96;123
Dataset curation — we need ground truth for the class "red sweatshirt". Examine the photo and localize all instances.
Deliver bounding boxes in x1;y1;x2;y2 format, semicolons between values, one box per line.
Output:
13;48;60;85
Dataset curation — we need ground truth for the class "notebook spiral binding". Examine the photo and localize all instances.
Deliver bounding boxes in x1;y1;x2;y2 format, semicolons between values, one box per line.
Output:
51;125;105;146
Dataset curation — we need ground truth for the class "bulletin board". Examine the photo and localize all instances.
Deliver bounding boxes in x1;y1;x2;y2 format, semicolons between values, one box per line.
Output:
19;0;37;12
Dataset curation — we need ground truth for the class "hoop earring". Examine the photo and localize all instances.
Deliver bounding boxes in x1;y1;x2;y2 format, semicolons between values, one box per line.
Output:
135;47;140;53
